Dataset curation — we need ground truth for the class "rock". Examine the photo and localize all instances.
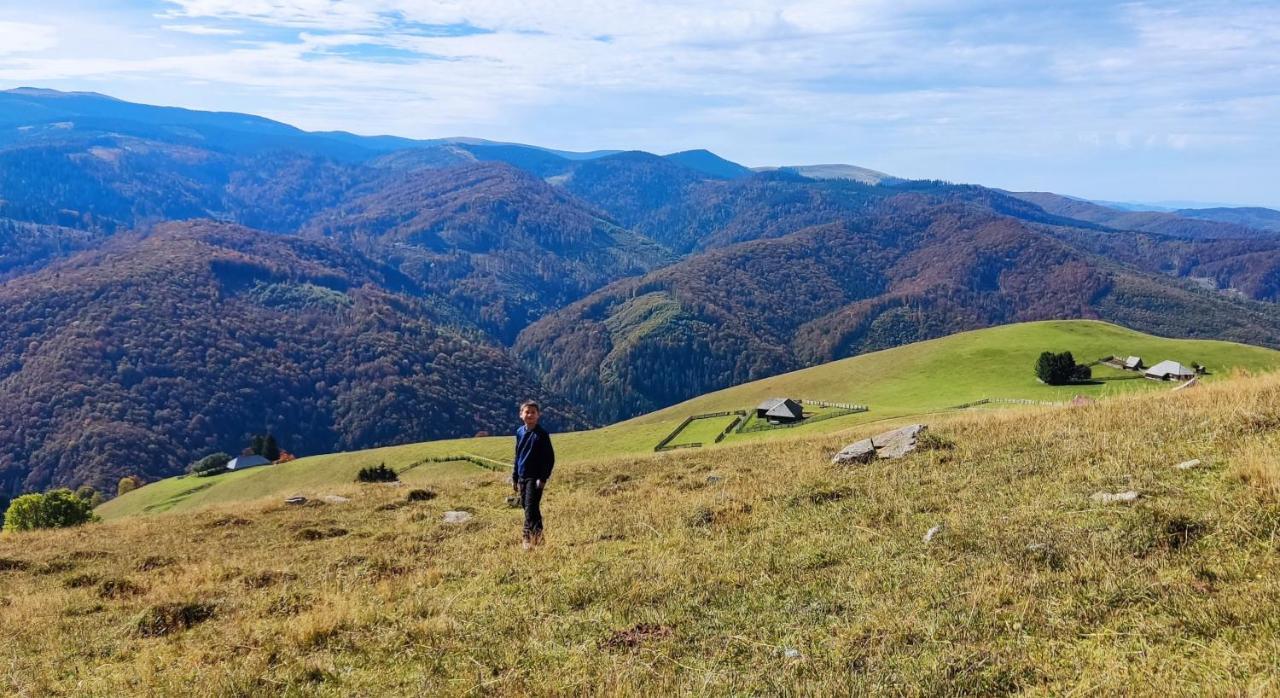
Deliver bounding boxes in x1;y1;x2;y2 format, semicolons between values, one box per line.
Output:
284;496;307;505
782;647;803;660
872;424;928;459
831;438;876;465
1091;490;1141;505
922;524;944;543
442;510;474;524
706;475;724;485
504;495;521;508
1175;459;1203;470
321;495;350;504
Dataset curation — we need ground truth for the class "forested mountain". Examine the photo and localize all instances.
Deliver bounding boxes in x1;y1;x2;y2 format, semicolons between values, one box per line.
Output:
3;88;1280;498
303;161;671;341
0;221;584;496
516;196;1280;421
1008;191;1279;240
1175;207;1280;233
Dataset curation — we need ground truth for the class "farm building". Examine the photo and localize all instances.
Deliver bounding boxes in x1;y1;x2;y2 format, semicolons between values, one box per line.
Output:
756;398;804;423
1123;356;1143;370
226;454;271;471
1144;360;1196;381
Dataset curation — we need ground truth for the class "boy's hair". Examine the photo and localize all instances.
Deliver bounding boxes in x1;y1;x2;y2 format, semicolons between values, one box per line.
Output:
519;400;541;412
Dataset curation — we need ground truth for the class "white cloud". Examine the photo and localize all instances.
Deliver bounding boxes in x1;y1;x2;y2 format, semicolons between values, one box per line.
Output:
161;24;244;35
0;21;58;54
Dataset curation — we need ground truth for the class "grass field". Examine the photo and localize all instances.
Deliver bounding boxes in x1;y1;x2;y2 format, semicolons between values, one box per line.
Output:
96;320;1280;521
665;414;741;447
5;368;1280;694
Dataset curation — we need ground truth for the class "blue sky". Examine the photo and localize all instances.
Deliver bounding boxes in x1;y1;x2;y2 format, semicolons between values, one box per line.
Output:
1;0;1277;207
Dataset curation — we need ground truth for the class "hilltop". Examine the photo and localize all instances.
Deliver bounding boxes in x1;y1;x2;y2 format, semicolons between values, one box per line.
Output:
5;357;1280;694
98;321;1280;520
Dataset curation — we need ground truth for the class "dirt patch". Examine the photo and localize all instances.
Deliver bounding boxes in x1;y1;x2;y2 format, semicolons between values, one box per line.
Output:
98;578;146;599
242;570;299;589
63;573;102;589
296;526;349;541
137;555;175;572
205;515;252;528
603;623;674;650
133;602;217;637
0;557;30;572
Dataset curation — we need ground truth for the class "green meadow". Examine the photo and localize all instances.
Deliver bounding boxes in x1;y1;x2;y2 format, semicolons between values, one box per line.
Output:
97;320;1280;520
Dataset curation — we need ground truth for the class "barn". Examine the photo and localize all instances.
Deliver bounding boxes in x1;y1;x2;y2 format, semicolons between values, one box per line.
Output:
756;398;804;424
226;454;272;471
1144;360;1196;381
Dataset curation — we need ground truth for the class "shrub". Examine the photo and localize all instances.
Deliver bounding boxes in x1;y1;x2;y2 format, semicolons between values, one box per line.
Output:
117;476;143;497
189;452;232;477
407;488;436;502
2;489;99;532
356;464;398;483
133;602;216;637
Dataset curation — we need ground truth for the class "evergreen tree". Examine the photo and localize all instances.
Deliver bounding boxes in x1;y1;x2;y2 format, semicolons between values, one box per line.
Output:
263;434;281;462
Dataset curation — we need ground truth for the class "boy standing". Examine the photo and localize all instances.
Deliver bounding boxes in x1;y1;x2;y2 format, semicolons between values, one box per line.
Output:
513;401;555;550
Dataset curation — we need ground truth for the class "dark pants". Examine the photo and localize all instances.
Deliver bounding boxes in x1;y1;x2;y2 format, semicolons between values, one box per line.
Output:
519;478;544;536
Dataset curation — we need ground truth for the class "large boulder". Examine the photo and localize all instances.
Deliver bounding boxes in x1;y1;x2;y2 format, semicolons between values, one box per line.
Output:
872;424;928;459
831;439;876;465
832;424;929;464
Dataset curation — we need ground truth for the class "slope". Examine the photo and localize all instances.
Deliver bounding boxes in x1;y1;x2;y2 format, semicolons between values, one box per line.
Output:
0;221;583;498
517;195;1280;422
8;367;1280;693
97;320;1280;520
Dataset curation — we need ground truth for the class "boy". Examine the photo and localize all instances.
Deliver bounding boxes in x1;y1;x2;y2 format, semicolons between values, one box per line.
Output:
513;401;555;550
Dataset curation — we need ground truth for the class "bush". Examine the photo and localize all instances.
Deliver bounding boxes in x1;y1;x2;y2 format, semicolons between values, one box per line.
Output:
356;464;398;483
407;488;436;502
117;476;143;497
1035;351;1090;385
2;489;99;532
189;452;232;477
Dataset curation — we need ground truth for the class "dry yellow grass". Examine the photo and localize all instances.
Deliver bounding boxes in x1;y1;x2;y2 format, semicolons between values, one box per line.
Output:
4;373;1280;695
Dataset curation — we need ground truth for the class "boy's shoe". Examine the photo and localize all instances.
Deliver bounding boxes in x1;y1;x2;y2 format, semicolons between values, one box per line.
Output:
532;532;545;546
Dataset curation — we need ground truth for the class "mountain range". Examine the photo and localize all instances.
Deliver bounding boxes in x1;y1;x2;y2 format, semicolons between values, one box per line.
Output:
3;87;1280;498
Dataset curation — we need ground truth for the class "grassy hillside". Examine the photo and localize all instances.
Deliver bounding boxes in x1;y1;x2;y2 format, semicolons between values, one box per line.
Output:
97;320;1280;521
5;367;1280;694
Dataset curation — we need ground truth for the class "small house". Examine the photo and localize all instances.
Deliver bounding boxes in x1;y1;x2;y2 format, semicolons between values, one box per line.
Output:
756;398;804;424
1123;356;1143;370
226;454;271;471
1144;360;1195;382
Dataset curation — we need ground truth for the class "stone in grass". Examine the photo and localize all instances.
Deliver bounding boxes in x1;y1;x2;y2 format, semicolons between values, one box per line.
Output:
1091;490;1141;505
831;439;876;466
321;495;350;504
706;474;724;485
284;496;307;505
922;524;944;543
781;647;803;660
873;424;928;459
443;510;474;524
1175;459;1203;470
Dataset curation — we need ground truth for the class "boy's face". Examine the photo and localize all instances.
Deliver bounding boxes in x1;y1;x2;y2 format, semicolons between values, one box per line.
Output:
520;406;540;429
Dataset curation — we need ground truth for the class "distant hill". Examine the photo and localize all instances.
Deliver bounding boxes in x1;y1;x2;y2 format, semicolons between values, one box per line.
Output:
517;197;1280;422
0;221;585;497
1009;191;1279;240
1176;207;1280;233
754;163;901;185
663;149;753;179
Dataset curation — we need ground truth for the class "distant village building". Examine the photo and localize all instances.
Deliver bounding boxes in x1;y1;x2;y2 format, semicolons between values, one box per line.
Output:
226;454;271;471
1144;360;1196;382
1123;356;1143;370
756;398;805;423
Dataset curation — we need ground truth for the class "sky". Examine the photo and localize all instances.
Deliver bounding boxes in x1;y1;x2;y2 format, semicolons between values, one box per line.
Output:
1;0;1277;207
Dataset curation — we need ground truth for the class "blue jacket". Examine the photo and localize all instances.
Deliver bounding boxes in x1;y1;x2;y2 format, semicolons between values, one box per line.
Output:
513;424;555;483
